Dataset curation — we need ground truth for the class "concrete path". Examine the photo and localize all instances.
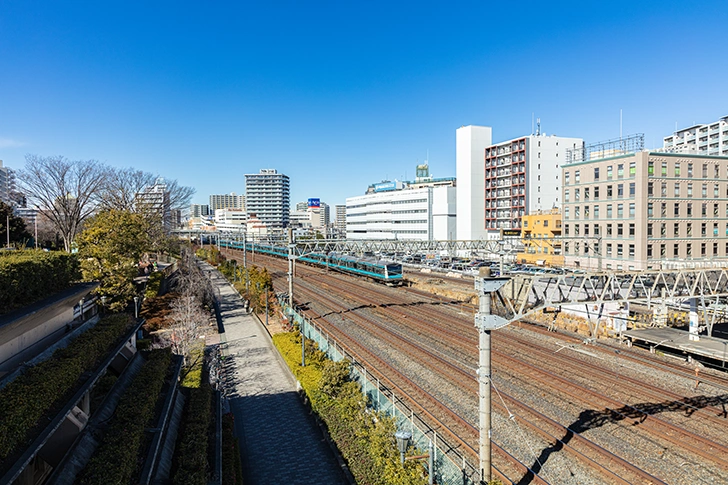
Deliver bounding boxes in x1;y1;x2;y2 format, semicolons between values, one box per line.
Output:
201;263;349;485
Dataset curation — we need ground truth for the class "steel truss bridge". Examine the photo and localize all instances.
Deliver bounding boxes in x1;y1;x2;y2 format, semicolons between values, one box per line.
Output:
496;267;728;338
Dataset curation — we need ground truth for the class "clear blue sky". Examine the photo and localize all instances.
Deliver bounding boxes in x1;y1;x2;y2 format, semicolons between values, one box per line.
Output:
1;1;726;208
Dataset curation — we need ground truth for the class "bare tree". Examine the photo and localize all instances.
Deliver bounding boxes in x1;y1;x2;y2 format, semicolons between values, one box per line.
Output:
168;295;210;361
17;155;108;252
99;167;157;212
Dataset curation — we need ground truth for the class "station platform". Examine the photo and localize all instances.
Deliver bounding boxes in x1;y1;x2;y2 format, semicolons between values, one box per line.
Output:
200;262;351;485
623;327;728;366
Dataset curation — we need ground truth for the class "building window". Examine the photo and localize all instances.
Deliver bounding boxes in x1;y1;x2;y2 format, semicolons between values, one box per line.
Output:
687;183;693;197
702;243;707;256
674;223;680;237
575;206;580;218
687;203;692;216
629;203;635;218
629;223;635;236
594;205;600;218
714;223;719;237
661;223;666;237
594;186;600;199
617;244;623;257
674;163;681;177
687;243;692;257
584;224;589;235
661;162;668;176
543;220;549;227
594;167;600;180
575;224;580;235
647;244;653;259
703;163;708;178
607;223;613;236
618;184;624;197
715;203;720;217
594;224;600;235
629;244;635;258
647;203;653;217
714;242;719;256
564;190;569;202
687;163;693;178
648;182;653;196
660;244;666;257
702;184;708;198
564;208;569;220
617;204;624;218
606;243;612;256
661;203;667;217
606;205;613;218
607;166;613;179
647;223;653;237
674;203;680;217
715;165;720;178
617;223;624;236
584;188;590;200
607;185;613;198
715;184;720;197
661;182;667;197
674;183;680;197
702;203;707;217
565;172;570;185
700;223;705;237
629;183;635;197
618;164;624;178
574;170;580;182
674;244;679;257
648;161;654;175
629;162;636;177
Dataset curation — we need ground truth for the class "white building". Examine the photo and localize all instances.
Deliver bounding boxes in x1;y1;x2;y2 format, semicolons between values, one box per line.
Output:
346;169;456;241
214;208;246;225
244;169;290;231
663;115;728;157
190;204;210;218
0;161;9;205
136;179;171;228
334;205;346;236
209;193;245;212
456;125;492;241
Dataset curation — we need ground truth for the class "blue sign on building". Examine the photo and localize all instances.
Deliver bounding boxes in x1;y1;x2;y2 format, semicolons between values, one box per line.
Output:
308;198;321;208
373;181;397;192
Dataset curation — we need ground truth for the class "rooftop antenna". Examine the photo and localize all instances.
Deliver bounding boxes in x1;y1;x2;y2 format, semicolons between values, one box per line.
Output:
536;118;541;136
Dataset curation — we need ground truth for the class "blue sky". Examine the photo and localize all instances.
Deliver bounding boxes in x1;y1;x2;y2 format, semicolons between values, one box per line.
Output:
1;1;727;208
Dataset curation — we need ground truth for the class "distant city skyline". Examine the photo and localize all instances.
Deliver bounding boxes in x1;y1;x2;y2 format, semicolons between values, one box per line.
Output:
1;1;726;208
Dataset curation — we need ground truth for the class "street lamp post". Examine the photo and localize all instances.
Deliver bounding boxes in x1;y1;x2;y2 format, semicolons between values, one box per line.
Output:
78;298;85;323
134;296;139;319
100;296;106;316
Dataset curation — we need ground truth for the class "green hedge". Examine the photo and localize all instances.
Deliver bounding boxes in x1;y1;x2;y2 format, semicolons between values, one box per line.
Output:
173;384;212;485
0;314;133;464
0;250;80;314
78;349;172;485
144;271;163;299
272;333;426;485
221;413;243;485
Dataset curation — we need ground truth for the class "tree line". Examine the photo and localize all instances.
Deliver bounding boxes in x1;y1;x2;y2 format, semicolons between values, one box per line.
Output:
6;154;194;251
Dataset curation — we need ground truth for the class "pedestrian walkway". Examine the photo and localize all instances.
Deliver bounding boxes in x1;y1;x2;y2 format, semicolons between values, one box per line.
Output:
201;263;349;485
623;327;728;365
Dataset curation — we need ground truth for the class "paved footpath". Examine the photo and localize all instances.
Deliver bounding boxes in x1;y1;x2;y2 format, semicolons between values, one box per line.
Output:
201;263;349;485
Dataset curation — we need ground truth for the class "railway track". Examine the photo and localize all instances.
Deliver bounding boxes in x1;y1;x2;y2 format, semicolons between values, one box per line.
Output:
221;247;728;484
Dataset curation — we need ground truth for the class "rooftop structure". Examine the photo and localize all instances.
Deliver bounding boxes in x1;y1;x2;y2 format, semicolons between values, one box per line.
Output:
662;115;728;156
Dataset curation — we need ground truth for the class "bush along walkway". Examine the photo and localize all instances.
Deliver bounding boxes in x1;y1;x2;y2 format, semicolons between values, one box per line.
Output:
273;332;428;485
77;348;173;485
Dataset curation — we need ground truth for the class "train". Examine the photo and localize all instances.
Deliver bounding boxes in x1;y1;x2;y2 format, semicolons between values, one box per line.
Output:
219;240;404;285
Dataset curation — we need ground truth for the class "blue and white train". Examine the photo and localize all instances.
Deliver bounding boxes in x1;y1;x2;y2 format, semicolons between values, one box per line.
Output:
219;240;404;285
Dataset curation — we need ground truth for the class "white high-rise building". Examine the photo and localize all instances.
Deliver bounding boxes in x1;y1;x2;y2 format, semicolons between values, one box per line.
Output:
0;161;9;205
244;169;290;230
663;115;728;157
456;125;492;241
190;204;210;218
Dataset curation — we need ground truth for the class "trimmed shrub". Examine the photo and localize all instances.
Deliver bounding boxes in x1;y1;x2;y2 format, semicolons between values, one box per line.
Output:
145;271;164;299
173;384;212;485
78;348;172;485
0;314;133;465
0;250;80;313
221;413;242;485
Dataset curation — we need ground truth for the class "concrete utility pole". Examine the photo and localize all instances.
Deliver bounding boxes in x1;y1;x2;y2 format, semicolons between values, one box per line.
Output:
474;268;509;484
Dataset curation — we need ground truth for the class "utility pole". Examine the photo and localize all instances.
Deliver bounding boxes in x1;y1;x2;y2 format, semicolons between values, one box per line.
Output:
474;268;509;484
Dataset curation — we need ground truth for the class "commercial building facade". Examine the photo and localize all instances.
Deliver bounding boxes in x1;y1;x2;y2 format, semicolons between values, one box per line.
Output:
562;151;728;270
517;209;563;266
346;185;456;241
456;125;492;240
244;169;290;231
663;115;728;157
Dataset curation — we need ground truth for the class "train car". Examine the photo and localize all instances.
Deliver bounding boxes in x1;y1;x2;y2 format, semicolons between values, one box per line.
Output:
219;240;403;285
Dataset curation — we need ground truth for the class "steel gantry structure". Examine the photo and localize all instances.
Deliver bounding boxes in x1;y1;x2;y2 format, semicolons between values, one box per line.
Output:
474;265;728;483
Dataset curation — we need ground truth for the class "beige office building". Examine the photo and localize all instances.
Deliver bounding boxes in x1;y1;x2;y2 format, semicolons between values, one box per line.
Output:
562;151;728;271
